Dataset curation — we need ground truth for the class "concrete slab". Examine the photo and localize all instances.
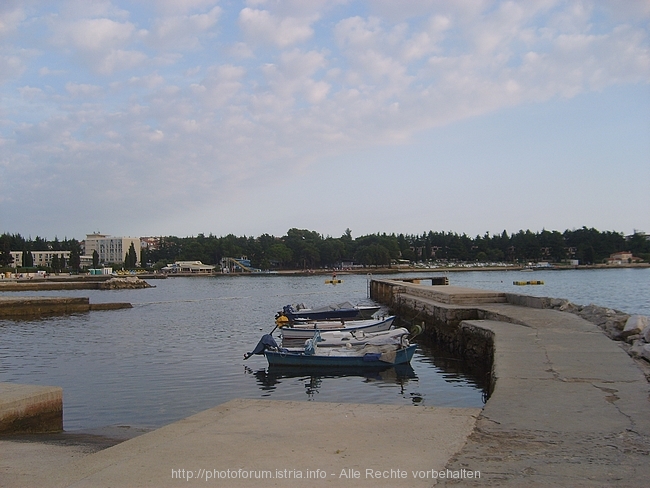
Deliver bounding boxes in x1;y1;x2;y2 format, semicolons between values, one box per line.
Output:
6;399;479;488
442;318;650;486
0;297;90;317
0;383;62;434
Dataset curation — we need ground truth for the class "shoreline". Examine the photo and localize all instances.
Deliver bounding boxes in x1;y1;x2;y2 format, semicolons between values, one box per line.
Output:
1;262;646;288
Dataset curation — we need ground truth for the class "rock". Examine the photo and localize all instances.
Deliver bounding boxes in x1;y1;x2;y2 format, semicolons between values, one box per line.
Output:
629;340;646;358
626;333;641;344
621;315;649;339
559;301;579;313
644;324;650;343
642;344;650;363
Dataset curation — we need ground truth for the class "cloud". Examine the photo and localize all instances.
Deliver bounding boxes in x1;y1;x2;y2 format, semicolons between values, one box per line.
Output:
0;54;26;84
65;82;104;98
0;2;25;38
238;7;316;47
1;1;649;239
147;6;221;50
49;17;147;74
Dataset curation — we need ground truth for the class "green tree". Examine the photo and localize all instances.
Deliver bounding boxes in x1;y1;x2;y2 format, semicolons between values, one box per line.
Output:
69;244;81;271
92;249;99;268
0;236;13;267
125;243;138;269
51;254;60;272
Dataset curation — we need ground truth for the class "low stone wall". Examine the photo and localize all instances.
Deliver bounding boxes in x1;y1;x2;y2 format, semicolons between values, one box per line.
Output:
0;297;90;317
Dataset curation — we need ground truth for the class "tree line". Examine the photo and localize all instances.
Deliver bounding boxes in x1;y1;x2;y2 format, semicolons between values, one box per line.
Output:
2;227;648;271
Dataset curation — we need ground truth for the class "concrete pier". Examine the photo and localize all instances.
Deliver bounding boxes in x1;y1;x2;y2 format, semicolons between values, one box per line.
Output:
1;400;480;487
370;279;650;486
0;383;63;435
0;297;132;317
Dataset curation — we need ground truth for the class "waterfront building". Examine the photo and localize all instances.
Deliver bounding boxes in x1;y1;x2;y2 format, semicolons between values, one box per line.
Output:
82;233;141;266
161;261;215;273
8;251;71;269
606;251;642;265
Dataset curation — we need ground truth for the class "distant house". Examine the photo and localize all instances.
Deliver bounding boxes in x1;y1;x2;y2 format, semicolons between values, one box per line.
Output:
606;251;642;265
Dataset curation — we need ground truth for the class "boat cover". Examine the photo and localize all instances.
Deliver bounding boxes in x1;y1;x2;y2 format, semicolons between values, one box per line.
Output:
244;334;285;360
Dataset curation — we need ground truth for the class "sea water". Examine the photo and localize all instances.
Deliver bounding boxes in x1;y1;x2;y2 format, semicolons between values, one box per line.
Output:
0;268;646;430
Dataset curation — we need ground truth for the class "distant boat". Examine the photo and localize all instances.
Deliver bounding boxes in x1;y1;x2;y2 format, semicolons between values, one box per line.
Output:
279;316;395;341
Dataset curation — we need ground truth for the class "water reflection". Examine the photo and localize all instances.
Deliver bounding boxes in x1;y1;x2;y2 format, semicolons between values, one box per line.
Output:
414;339;491;404
246;363;420;403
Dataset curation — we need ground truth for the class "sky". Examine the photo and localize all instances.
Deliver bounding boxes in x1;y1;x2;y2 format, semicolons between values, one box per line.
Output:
1;0;649;241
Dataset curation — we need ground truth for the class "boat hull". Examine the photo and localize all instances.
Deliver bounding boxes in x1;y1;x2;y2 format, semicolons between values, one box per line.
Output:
264;344;417;367
280;316;395;340
282;304;380;321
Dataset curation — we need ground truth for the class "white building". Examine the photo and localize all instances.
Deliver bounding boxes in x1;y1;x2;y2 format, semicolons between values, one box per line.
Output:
9;250;71;269
83;233;141;266
161;261;215;273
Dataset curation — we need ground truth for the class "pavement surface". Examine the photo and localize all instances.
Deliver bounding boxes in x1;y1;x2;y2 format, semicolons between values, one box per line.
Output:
1;400;480;487
439;305;650;487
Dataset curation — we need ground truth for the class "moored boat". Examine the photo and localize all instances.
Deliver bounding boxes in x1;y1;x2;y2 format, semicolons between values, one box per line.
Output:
279;315;395;340
279;301;380;322
244;326;417;368
264;343;417;367
287;327;409;348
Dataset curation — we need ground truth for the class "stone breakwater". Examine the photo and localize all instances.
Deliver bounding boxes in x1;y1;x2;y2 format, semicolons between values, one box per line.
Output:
98;277;153;290
0;276;153;291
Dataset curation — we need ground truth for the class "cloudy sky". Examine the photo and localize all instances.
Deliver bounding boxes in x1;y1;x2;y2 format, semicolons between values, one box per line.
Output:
1;0;649;241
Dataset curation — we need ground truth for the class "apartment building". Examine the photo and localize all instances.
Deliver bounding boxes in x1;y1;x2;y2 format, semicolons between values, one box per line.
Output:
83;233;141;266
9;250;71;268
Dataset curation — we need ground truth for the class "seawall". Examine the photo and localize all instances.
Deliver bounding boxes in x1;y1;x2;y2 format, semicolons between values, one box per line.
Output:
0;297;132;318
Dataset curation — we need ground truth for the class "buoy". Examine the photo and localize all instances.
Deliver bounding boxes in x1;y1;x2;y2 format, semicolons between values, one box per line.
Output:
325;279;343;284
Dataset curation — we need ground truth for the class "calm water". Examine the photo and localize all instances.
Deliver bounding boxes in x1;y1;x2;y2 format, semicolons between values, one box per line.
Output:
0;268;647;431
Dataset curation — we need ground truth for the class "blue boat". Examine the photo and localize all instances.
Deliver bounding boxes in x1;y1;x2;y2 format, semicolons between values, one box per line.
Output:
279;302;380;322
264;344;417;367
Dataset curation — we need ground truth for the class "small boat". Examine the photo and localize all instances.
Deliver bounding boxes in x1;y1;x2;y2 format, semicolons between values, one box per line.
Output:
279;315;395;340
243;326;415;367
264;342;417;367
279;301;380;322
290;327;410;348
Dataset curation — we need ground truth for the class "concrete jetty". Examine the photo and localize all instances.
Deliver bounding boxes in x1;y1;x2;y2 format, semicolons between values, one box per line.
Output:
0;297;132;317
1;400;480;487
370;279;650;486
1;281;649;486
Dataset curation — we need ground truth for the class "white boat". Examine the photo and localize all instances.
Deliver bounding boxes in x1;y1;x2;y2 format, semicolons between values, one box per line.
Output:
265;331;415;367
279;316;395;340
287;327;410;348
